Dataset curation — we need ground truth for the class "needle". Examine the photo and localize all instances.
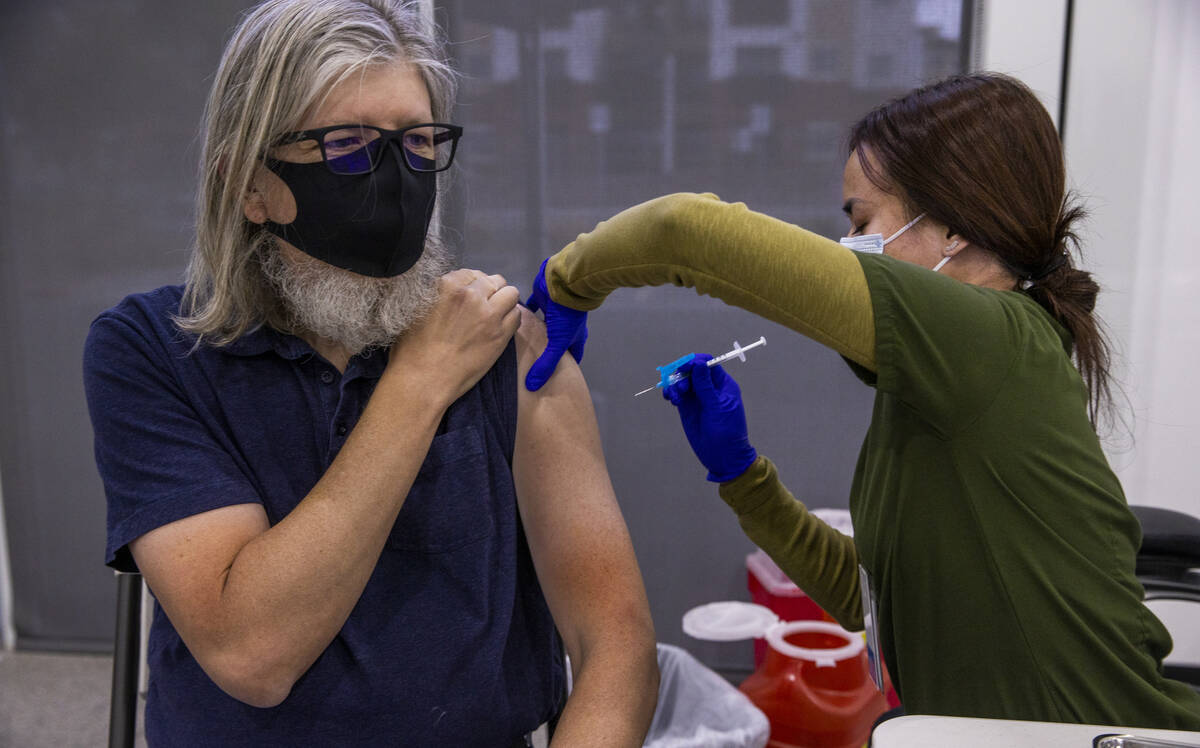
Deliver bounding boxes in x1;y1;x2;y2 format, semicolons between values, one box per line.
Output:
634;336;766;397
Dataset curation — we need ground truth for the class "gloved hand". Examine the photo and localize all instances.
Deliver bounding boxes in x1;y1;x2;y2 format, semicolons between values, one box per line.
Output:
663;355;757;482
524;258;589;391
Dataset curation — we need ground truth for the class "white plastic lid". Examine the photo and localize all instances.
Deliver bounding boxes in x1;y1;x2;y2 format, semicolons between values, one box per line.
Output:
765;620;864;668
810;508;854;537
681;601;779;642
745;549;805;597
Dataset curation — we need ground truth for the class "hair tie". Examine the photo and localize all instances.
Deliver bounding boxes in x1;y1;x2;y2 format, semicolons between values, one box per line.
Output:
1020;251;1069;290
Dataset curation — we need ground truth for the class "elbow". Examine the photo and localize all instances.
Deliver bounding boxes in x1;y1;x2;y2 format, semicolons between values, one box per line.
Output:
643;192;727;269
202;647;299;709
630;626;661;733
642;643;661;716
577;602;660;695
625;609;661;716
225;681;293;710
649;193;712;243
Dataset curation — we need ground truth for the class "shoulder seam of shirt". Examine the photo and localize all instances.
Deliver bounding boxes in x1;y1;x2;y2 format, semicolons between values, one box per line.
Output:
866;258;1044;440
946;293;1063;440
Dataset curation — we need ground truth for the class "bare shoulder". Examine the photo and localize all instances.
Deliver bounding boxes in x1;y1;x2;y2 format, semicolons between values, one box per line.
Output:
514;306;548;368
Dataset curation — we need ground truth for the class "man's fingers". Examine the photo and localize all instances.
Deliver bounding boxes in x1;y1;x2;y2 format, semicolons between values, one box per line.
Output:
442;268;501;291
445;267;482;284
490;284;521;311
500;302;522;337
461;271;498;291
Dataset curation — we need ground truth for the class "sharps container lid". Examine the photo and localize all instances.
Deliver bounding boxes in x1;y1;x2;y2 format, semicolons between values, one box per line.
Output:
682;601;779;642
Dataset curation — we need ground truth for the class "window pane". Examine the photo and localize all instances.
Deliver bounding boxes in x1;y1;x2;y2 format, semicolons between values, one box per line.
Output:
443;0;967;274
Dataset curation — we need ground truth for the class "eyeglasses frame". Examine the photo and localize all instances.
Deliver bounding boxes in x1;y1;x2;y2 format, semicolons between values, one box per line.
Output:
270;122;464;175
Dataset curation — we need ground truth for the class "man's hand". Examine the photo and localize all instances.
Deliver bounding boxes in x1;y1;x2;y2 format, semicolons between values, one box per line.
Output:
662;355;757;482
389;268;521;406
524;258;588;391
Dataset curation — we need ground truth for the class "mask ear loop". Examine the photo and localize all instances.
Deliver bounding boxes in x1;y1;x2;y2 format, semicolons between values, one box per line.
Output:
932;240;959;273
882;213;926;245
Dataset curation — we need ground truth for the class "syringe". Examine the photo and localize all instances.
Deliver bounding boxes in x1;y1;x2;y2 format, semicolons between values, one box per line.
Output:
634;336;767;397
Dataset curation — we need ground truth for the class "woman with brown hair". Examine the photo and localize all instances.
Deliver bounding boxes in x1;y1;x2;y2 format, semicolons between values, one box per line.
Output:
525;72;1200;728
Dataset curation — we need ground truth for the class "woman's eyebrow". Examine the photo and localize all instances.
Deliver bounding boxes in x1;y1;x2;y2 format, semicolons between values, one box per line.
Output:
842;198;860;216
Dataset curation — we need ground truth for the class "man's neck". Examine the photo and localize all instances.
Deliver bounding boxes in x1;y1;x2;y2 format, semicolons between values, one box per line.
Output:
303;332;353;373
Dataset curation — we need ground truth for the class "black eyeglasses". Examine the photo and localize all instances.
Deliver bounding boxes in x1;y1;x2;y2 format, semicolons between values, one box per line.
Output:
272;122;463;175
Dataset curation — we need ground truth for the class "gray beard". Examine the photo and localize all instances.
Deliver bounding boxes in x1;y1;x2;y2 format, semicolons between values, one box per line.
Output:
260;237;452;356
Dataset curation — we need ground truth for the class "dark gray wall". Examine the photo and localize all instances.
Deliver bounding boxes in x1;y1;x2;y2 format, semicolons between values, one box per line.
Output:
0;2;960;679
0;0;253;649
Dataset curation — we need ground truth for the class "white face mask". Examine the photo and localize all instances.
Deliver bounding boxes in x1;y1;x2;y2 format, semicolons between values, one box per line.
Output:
840;213;925;254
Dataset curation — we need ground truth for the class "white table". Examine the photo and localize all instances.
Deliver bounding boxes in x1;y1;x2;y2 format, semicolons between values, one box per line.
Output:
872;715;1200;747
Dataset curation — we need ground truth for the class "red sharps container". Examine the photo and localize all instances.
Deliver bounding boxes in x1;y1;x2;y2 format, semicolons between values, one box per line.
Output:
683;603;889;748
739;620;887;748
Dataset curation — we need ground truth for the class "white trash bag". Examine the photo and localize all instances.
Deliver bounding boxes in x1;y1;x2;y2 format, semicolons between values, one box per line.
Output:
643;643;770;748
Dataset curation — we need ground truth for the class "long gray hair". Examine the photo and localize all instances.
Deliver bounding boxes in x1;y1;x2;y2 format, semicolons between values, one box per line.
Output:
177;0;457;345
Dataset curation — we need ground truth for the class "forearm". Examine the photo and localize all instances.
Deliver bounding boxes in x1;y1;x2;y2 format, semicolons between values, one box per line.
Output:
157;369;448;706
719;456;863;629
546;193;876;369
551;619;659;747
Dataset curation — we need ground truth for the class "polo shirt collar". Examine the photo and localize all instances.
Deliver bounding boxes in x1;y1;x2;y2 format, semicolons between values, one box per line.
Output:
222;324;388;377
222;324;312;360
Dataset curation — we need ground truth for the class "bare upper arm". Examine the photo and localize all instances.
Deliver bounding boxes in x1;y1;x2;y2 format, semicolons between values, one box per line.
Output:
129;503;269;642
511;307;652;655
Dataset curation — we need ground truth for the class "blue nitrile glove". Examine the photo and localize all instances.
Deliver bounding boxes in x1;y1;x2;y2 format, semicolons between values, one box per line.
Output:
662;355;757;483
525;257;589;391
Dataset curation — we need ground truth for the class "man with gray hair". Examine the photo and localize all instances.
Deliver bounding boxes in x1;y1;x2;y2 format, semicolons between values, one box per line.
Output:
82;1;658;745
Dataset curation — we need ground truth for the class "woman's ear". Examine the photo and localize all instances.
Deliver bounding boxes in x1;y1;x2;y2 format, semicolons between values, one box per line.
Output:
943;232;968;257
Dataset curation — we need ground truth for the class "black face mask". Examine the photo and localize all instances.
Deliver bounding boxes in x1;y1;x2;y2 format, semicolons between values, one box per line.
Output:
263;141;436;278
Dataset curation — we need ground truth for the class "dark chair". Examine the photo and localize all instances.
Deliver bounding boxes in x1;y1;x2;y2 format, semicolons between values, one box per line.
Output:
109;571;143;748
1130;505;1200;691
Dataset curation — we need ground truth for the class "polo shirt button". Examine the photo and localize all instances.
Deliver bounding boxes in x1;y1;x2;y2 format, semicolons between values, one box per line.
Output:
320;370;334;384
336;424;347;436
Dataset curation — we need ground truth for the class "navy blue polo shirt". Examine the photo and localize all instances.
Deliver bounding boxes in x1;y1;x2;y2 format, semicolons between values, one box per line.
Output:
83;285;563;746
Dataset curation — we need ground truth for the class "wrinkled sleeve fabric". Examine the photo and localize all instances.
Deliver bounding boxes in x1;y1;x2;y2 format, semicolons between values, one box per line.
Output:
544;192;876;370
718;456;863;629
83;297;262;572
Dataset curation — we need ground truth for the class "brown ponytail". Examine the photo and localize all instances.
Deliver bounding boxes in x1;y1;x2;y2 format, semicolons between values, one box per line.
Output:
1024;200;1113;427
848;73;1114;428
